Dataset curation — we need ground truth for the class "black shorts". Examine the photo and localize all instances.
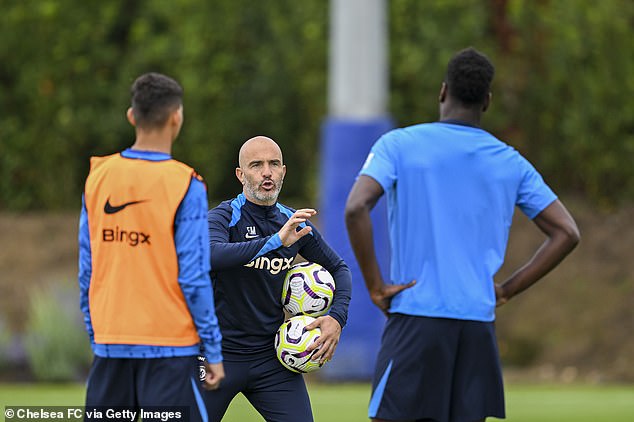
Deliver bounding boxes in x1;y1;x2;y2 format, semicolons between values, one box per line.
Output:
202;350;312;422
369;314;505;422
84;356;205;422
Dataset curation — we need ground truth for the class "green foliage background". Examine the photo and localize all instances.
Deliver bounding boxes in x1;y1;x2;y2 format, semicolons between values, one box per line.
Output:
24;283;92;381
1;0;632;210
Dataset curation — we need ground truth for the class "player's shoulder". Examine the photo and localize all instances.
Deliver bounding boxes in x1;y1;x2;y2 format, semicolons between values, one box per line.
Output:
210;198;234;211
377;123;436;146
183;173;208;200
275;202;296;215
163;159;209;192
208;198;234;221
485;134;525;160
403;122;458;141
168;158;200;176
209;194;254;228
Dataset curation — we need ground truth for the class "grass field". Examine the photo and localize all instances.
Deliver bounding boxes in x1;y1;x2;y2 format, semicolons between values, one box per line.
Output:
1;382;633;421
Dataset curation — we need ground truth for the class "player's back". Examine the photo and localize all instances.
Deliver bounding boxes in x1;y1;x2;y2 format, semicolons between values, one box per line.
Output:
397;121;522;229
83;150;201;347
362;121;554;321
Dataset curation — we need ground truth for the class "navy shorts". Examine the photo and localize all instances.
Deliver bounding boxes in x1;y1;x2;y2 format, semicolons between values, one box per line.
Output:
369;314;505;422
202;350;312;422
84;356;206;422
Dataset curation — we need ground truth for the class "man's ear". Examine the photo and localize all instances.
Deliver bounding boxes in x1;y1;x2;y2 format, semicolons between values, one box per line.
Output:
439;82;447;103
482;92;492;112
171;106;183;127
126;108;136;126
235;167;245;185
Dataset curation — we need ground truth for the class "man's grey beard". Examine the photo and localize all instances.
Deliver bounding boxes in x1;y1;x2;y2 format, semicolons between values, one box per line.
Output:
245;179;283;205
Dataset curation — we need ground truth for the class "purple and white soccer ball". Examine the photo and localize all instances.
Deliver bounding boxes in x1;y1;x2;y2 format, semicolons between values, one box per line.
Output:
274;315;324;373
281;262;335;317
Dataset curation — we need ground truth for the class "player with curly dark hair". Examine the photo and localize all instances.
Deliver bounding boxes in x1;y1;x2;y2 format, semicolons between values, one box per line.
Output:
445;47;495;106
345;48;580;422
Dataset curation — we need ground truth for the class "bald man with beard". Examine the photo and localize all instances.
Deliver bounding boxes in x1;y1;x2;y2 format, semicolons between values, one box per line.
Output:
202;136;352;422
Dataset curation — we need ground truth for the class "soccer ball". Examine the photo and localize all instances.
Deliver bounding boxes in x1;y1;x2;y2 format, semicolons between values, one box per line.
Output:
281;262;335;317
274;315;324;373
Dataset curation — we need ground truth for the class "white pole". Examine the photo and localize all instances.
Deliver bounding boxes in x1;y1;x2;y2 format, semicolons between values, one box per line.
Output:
321;0;390;380
329;0;388;120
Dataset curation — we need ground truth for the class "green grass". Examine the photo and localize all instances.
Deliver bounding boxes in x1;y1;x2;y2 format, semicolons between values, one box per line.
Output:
1;382;633;421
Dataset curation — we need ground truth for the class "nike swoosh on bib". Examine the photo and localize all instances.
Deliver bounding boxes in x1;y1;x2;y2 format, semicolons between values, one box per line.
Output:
104;198;147;214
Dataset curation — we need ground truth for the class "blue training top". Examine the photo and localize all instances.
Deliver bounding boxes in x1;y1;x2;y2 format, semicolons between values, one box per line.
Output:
78;148;223;363
360;121;557;322
208;194;352;357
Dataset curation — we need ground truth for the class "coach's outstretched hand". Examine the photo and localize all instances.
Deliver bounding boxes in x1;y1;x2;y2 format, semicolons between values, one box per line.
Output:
305;315;341;364
278;209;317;247
203;362;225;391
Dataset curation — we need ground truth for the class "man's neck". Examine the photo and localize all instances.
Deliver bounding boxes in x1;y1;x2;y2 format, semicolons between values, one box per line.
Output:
131;132;173;154
439;109;481;127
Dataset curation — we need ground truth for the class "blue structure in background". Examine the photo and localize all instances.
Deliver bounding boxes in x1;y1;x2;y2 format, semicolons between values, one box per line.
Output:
318;117;392;380
319;0;390;379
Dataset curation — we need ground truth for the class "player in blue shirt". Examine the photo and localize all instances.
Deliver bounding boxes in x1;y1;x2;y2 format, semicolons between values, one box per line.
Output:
345;48;580;422
203;136;352;422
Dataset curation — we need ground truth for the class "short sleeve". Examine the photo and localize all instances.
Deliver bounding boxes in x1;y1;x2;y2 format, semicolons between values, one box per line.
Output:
516;156;557;219
359;131;398;192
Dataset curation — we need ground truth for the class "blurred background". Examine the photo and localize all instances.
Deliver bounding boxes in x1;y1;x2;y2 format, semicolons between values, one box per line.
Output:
0;0;632;387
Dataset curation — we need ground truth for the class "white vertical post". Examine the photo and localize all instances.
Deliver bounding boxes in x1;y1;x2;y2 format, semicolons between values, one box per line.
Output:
329;0;388;120
320;0;391;380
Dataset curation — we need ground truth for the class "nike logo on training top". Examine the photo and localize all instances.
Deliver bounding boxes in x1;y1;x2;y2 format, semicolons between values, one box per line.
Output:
104;198;147;214
245;226;259;239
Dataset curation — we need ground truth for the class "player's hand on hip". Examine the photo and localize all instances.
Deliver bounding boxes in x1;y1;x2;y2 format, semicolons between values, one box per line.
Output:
495;283;509;307
278;209;317;247
202;362;225;391
371;280;416;315
305;315;341;364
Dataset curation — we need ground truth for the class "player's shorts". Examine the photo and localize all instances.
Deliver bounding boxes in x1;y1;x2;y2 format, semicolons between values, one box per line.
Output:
202;349;312;422
84;356;206;422
369;314;505;422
